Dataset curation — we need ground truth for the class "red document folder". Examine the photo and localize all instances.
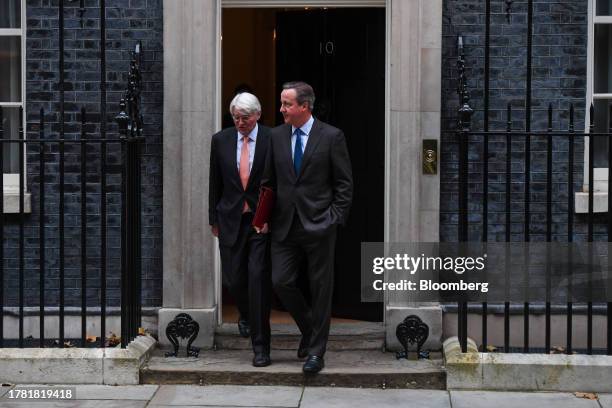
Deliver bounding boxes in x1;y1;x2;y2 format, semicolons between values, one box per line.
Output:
252;186;275;229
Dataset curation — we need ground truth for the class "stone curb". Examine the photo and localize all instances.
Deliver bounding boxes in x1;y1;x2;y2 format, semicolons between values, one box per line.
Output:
0;335;157;385
444;336;612;392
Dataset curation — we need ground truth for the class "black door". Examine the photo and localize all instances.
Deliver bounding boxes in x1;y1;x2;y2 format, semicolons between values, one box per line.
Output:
276;8;385;321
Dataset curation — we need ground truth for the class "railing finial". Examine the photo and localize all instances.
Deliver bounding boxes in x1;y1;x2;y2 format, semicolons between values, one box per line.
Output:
456;35;474;132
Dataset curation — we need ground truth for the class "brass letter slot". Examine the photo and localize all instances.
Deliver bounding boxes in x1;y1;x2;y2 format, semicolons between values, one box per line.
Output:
422;140;438;175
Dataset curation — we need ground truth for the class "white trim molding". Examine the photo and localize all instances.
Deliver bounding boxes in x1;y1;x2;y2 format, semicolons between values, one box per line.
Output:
0;0;29;212
582;0;611;212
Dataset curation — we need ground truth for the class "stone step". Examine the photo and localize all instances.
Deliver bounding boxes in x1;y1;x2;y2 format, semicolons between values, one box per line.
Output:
214;322;385;351
141;348;446;389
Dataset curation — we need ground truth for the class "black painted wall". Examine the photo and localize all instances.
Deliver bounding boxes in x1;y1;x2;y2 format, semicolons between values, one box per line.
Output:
3;0;163;308
440;0;603;243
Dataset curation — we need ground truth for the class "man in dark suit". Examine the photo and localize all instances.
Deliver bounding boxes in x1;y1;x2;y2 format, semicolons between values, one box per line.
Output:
209;92;271;367
259;82;353;374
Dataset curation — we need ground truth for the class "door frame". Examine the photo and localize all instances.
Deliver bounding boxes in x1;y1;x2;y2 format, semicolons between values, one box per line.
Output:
215;0;391;325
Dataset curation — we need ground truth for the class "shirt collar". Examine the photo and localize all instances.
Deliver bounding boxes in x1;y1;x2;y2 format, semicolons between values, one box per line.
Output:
292;115;314;136
237;123;258;142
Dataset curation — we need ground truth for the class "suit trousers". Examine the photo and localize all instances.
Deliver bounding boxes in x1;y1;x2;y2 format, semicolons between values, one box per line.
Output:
271;215;337;357
219;212;271;353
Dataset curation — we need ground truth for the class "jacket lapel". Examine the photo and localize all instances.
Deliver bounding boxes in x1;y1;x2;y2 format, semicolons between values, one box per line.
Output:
296;119;322;181
246;127;266;190
225;128;242;188
281;124;297;180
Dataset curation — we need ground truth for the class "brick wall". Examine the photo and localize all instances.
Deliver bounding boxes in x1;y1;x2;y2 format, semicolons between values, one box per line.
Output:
440;0;601;243
3;0;163;308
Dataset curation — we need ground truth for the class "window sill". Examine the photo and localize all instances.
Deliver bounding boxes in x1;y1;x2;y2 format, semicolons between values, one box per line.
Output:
575;191;608;213
2;192;32;213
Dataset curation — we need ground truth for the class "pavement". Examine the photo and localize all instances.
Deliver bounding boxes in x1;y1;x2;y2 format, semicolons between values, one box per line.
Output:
0;384;611;407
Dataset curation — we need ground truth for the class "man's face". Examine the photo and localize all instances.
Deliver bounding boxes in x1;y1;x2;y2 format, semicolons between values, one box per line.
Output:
232;108;260;136
280;89;309;127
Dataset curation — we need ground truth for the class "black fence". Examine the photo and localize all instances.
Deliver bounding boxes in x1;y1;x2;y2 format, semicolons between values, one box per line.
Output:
453;0;612;355
0;42;143;348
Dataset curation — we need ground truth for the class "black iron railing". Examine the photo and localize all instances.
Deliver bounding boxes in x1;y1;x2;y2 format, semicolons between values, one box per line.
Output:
453;0;612;356
0;0;143;348
116;42;144;348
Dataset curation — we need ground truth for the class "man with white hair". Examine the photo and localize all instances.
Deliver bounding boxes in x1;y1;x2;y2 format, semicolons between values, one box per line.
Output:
209;92;272;367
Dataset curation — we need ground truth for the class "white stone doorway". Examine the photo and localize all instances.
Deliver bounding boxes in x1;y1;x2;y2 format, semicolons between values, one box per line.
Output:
161;0;442;349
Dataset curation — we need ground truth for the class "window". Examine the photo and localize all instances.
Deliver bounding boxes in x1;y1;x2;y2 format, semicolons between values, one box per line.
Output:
579;0;612;212
0;0;23;180
0;0;30;212
590;0;612;167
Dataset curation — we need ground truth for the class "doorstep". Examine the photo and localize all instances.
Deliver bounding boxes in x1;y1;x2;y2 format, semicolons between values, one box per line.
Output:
214;322;385;351
141;348;446;388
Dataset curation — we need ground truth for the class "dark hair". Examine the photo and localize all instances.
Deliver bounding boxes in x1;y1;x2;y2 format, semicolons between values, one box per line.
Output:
282;81;315;111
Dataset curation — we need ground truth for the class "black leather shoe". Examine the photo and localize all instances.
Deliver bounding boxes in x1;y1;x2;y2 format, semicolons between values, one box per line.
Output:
302;355;324;374
252;352;271;367
297;334;310;359
238;318;250;338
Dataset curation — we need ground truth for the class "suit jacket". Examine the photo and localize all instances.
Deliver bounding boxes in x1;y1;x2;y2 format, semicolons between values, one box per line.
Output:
209;125;271;247
262;119;353;241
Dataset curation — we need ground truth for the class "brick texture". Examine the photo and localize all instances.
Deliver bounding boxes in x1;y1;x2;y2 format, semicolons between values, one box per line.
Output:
3;0;163;308
440;0;600;243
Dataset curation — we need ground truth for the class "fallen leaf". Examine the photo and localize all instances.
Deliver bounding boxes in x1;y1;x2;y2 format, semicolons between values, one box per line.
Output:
86;335;97;343
485;345;497;352
138;327;146;335
106;333;121;347
51;339;76;348
550;346;565;354
574;392;598;400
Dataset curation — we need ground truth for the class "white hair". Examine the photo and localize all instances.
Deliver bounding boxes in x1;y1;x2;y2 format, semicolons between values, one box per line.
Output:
229;92;261;115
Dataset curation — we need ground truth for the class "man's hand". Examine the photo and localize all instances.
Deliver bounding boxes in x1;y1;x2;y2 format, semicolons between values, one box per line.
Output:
254;223;269;234
211;225;219;237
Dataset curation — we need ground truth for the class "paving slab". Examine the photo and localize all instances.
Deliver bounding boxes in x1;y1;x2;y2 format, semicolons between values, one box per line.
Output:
450;391;601;408
73;385;159;400
142;349;445;388
0;401;148;408
300;387;450;408
148;385;302;407
598;393;612;408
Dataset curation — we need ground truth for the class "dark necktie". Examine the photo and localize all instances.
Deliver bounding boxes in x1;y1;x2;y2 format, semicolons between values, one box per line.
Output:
293;128;303;175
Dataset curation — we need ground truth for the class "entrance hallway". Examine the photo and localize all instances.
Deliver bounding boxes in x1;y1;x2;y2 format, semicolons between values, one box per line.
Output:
221;7;385;322
1;384;608;407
